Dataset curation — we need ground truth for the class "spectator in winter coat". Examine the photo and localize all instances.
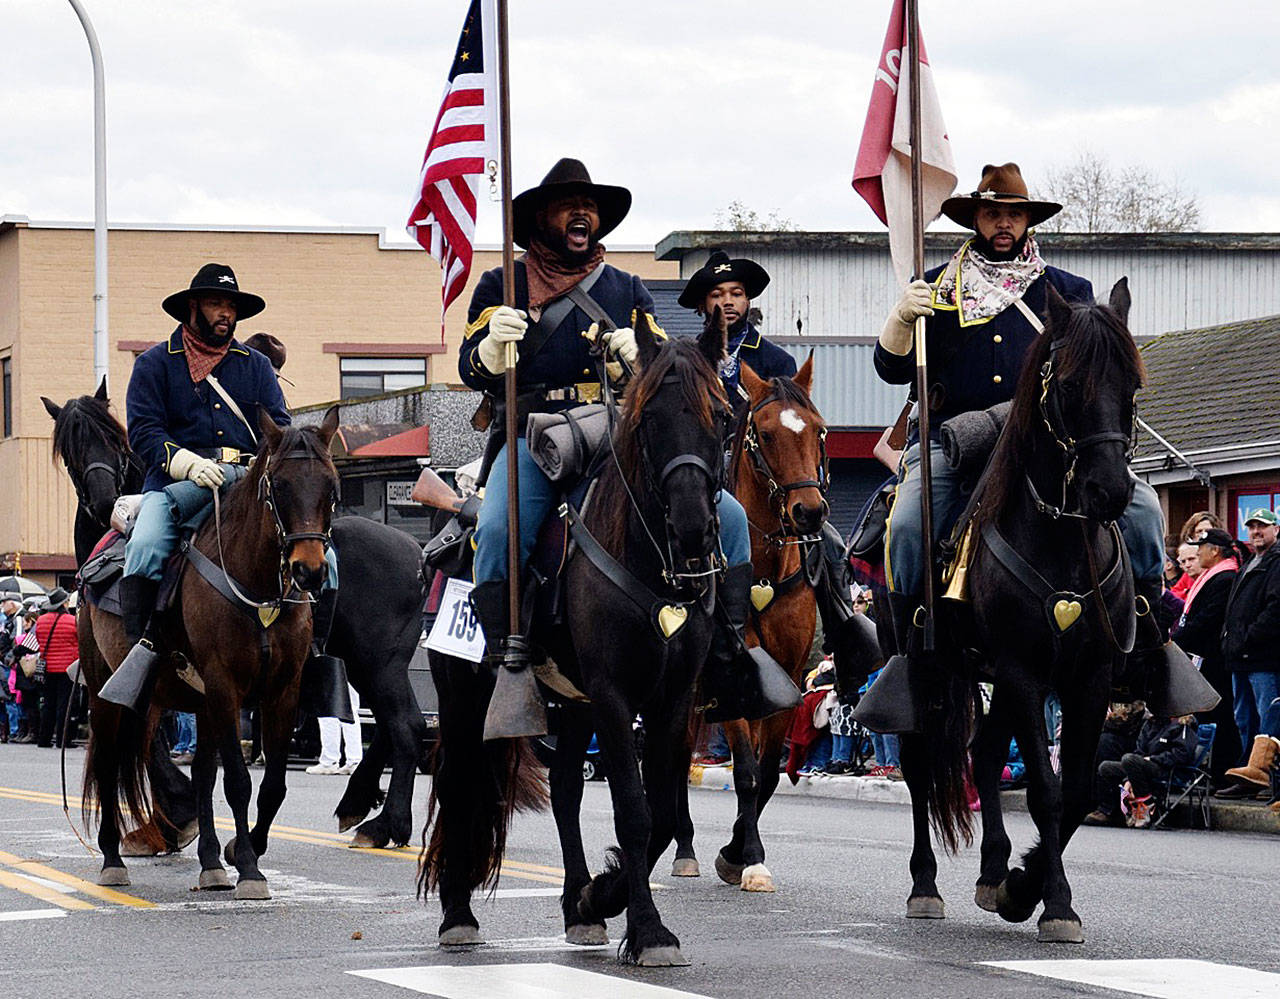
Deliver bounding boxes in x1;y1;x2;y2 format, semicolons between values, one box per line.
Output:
1096;712;1198;828
1217;509;1280;797
1171;529;1242;783
1083;700;1149;824
33;589;78;748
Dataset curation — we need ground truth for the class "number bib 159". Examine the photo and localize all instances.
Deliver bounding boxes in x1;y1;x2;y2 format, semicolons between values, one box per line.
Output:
425;577;487;663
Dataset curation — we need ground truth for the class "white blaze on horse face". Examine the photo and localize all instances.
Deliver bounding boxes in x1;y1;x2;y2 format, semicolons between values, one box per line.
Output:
779;408;806;435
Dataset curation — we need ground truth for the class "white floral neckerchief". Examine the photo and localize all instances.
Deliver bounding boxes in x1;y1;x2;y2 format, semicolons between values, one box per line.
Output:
932;234;1046;327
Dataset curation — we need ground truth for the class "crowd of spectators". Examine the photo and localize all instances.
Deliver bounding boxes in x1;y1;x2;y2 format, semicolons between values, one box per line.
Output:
1;588;82;746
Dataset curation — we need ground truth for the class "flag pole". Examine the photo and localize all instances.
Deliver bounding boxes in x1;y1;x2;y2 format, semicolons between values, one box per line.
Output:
906;0;935;653
483;0;546;740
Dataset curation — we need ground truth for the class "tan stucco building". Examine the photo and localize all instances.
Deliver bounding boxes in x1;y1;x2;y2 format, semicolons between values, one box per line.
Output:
0;216;673;586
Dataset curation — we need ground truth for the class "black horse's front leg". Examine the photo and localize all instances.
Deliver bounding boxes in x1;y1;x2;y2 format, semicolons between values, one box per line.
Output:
670;775;699;877
550;703;604;944
974;691;1015;912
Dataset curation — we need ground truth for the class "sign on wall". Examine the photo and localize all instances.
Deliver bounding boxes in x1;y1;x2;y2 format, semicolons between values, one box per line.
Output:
386;481;419;507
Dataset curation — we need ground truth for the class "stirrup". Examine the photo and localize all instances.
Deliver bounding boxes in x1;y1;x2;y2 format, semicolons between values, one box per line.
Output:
482;635;547;741
99;640;160;713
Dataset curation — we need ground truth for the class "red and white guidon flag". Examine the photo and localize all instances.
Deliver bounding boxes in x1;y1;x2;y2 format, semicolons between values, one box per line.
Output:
406;0;498;332
852;0;956;286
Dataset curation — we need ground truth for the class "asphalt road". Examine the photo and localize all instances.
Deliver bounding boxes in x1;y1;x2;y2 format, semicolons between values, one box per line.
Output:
0;743;1277;999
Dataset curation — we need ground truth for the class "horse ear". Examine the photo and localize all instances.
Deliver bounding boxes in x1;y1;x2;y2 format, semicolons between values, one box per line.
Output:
41;397;61;421
258;407;285;449
740;361;766;402
698;305;728;369
1045;283;1072;333
317;406;340;450
1108;277;1132;326
794;350;814;396
635;312;660;369
94;376;108;401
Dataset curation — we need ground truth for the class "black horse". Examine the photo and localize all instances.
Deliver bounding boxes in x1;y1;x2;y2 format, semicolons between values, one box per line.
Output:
44;387;428;852
421;314;731;966
900;279;1144;945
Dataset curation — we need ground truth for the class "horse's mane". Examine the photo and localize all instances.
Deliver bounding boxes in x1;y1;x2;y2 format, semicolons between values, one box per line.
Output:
50;394;129;470
728;374;819;487
592;338;728;555
974;298;1145;529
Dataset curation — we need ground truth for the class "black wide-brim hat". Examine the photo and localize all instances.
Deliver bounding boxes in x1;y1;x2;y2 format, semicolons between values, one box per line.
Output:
678;250;770;309
940;162;1062;230
512;158;632;250
162;263;266;323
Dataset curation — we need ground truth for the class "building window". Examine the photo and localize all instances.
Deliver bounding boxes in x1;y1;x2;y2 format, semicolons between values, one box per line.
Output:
1231;489;1280;540
339;357;427;399
2;358;10;437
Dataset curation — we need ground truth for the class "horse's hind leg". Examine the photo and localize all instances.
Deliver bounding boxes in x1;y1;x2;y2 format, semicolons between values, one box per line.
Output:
87;705;129;886
974;696;1015;912
349;662;427;849
192;736;230;891
900;733;944;919
337;726;388;834
551;705;605;944
671;778;699;877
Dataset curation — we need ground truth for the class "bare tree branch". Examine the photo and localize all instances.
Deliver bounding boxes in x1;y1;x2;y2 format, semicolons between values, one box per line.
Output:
714;200;796;232
1040;151;1200;233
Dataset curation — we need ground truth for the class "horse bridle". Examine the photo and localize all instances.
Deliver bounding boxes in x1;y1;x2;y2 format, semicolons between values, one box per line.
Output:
1030;337;1135;522
741;388;829;544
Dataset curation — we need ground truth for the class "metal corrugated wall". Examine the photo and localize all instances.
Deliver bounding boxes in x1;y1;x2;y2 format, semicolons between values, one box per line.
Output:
775;342;903;430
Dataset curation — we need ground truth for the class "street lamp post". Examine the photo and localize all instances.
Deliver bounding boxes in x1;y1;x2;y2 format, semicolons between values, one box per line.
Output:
66;0;109;393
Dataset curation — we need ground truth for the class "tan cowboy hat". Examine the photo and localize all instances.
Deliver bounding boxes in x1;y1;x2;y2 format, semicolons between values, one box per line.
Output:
940;163;1062;230
511;158;631;249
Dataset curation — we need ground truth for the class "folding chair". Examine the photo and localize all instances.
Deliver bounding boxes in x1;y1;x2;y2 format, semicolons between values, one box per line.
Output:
1152;723;1217;830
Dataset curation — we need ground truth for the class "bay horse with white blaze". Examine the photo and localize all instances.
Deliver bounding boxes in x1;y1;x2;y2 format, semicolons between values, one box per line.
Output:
899;279;1143;944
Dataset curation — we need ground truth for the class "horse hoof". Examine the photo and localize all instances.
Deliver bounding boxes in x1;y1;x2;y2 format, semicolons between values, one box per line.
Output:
337;814;365;834
974;884;1000;912
637;946;691;967
565;924;608;946
714;851;744;886
198;868;232;891
1037;918;1084;944
349;831;379;849
996;880;1036;924
119;829;162;857
439;925;484;949
233;878;271;901
97;867;129;887
740;863;775;893
670;857;700;878
172;819;199;851
906;895;945;919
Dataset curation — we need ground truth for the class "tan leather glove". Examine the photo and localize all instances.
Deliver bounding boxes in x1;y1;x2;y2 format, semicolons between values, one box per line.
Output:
600;326;638;368
879;279;935;356
167;447;225;489
476;306;528;374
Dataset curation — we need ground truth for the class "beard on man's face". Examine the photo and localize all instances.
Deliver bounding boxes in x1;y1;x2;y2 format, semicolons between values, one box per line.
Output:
192;309;236;346
971;229;1029;262
537;223;599;266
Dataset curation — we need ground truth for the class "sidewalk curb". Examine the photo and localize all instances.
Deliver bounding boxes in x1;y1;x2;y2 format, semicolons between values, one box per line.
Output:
688;765;1280;835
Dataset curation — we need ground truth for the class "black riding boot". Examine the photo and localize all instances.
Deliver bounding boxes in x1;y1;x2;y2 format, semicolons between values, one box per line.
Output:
700;562;801;723
1133;578;1219;717
301;588;353;723
813;523;882;696
100;576;162;712
471;579;546;740
851;592;924;735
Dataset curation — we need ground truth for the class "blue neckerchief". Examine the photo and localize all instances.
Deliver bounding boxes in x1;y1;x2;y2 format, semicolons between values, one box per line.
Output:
718;322;755;393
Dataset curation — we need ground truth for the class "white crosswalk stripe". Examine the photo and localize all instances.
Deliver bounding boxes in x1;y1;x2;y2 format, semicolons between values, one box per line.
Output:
984;958;1280;998
350;963;716;999
0;908;67;922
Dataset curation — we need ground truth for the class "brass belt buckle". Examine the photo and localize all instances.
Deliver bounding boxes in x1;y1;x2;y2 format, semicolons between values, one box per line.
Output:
217;447;241;464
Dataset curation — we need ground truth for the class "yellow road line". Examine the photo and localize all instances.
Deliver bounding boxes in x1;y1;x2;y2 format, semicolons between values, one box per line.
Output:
0;850;154;908
0;870;95;911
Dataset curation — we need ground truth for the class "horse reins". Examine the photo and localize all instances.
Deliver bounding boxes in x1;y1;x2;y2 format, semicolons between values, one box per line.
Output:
740;386;829;548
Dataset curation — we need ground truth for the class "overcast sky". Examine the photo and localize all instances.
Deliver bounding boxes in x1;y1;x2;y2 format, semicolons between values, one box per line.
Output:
1;1;1273;248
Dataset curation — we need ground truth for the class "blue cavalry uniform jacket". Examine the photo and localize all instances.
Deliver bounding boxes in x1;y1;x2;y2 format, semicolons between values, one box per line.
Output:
873;265;1093;443
722;323;797;414
126;328;291;492
459;261;660;400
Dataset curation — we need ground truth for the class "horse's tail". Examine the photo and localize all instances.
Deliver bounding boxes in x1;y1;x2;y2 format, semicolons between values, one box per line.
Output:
81;697;160;849
418;735;548;899
922;658;977;855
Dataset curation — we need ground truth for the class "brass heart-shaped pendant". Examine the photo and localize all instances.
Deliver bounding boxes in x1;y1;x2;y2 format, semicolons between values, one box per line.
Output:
657;604;688;639
1052;599;1082;632
750;583;775;612
258;605;281;629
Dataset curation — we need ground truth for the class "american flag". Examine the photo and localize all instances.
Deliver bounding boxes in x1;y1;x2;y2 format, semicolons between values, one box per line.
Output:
406;0;497;327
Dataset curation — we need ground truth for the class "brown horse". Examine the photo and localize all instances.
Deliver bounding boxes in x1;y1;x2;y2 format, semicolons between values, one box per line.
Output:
79;408;340;898
673;355;828;893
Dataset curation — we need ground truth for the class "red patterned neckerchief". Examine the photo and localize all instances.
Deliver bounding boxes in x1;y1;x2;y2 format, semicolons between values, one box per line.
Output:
182;326;231;384
524;239;605;313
